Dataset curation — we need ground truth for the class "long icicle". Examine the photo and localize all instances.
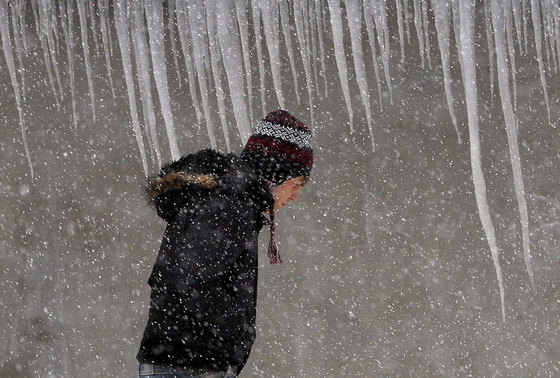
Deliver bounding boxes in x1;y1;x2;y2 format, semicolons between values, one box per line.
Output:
293;0;315;126
346;0;375;151
363;0;384;110
371;0;394;106
490;0;534;291
234;0;254;127
432;0;461;144
216;0;252;143
326;0;354;131
58;0;78;129
206;1;227;149
186;0;215;142
76;0;96;121
457;0;506;321
175;1;204;128
261;0;285;109
0;0;33;178
279;0;300;104
131;0;162;167
114;0;148;177
144;0;180;160
530;0;551;122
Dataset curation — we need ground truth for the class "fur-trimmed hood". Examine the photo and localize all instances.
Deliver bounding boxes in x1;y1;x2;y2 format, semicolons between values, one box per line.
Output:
146;149;273;222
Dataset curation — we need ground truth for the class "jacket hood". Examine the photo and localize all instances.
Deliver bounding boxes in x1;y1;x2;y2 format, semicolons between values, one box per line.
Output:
146;149;273;222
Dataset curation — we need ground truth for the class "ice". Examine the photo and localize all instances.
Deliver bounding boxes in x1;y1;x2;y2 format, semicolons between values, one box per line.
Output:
175;0;203;127
58;0;78;128
458;0;506;321
250;1;267;112
114;0;148;176
294;0;315;126
529;0;551;121
166;0;182;87
215;0;252;143
186;0;216;146
346;0;375;150
369;0;393;107
483;0;496;105
490;0;534;290
9;0;27;97
261;0;285;109
131;0;162;167
395;0;406;62
234;0;254;126
432;0;461;144
76;0;96;120
326;0;354;132
98;0;116;98
206;0;226;149
0;0;33;178
144;0;180;160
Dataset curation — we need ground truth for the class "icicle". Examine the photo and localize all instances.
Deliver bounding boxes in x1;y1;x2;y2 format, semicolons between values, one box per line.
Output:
98;0;115;98
0;0;33;179
186;0;215;143
175;1;204;127
490;0;534;291
144;0;180;160
313;0;328;97
114;0;149;177
413;0;426;67
511;0;524;50
363;1;384;109
235;0;254;127
326;0;354;131
36;0;62;108
529;0;551;122
421;0;432;67
216;0;252;143
167;0;182;87
205;1;227;149
58;0;78;129
9;0;27;97
346;0;375;151
279;0;300;104
395;0;406;63
86;0;100;55
483;0;496;105
261;0;285;109
76;0;96;120
370;0;394;106
131;0;162;167
458;0;506;322
293;0;315;126
251;0;267;113
432;0;461;144
503;0;518;108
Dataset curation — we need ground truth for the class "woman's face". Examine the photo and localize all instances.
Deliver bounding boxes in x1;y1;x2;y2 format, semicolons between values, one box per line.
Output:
269;176;307;212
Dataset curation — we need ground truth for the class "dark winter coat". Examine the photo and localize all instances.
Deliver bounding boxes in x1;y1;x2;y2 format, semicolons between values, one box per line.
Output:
136;150;273;375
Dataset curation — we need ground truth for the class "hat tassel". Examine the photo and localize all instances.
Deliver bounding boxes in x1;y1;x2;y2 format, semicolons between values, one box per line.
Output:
268;206;282;264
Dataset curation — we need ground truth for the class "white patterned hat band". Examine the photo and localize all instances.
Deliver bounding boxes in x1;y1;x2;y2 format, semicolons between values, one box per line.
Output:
256;120;312;149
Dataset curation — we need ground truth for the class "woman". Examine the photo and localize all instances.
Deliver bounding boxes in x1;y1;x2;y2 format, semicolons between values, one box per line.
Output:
136;110;313;377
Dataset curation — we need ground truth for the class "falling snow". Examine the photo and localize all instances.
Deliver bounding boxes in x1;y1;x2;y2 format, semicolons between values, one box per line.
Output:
1;1;560;377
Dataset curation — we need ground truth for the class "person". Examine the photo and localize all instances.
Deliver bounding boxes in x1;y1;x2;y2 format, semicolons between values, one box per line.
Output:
136;110;314;377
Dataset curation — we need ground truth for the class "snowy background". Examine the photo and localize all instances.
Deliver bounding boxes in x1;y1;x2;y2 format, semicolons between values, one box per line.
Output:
1;1;559;377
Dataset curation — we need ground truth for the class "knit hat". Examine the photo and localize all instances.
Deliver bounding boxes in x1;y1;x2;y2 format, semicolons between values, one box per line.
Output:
240;110;313;264
241;109;313;185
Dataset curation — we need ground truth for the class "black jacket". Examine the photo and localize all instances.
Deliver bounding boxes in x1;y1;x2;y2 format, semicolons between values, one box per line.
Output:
136;150;273;375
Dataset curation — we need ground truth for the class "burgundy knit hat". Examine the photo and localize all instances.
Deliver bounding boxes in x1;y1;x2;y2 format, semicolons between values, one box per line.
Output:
240;110;313;264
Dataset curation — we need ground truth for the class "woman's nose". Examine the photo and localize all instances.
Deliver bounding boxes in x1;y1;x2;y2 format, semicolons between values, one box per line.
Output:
290;188;300;202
